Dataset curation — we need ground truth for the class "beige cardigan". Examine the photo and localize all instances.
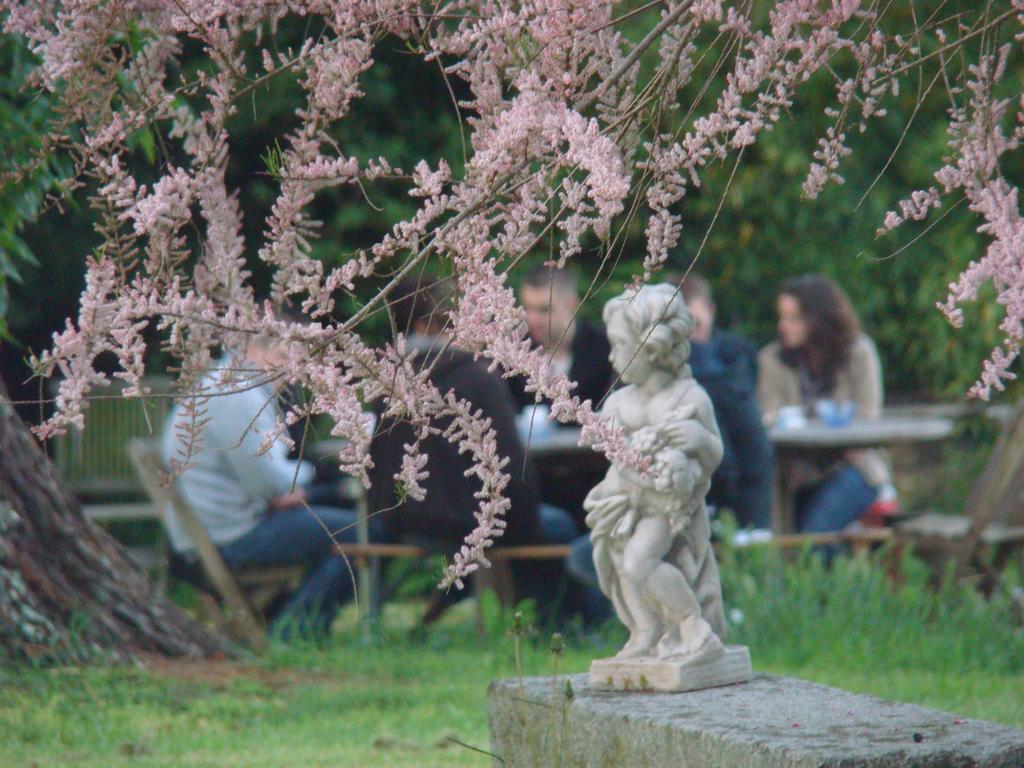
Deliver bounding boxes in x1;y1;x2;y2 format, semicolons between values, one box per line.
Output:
757;335;891;488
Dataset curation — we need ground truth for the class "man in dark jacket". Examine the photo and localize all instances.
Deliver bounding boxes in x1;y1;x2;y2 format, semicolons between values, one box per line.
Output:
510;264;615;411
507;266;616;530
679;273;773;530
368;277;581;620
369;277;546;547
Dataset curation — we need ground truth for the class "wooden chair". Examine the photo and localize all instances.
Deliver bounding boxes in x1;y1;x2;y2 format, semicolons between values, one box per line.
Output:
128;438;304;651
52;378;175;498
896;401;1024;584
48;378;178;589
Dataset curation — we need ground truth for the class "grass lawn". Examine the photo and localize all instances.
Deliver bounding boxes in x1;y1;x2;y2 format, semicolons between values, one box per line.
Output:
2;548;1022;767
2;604;1022;766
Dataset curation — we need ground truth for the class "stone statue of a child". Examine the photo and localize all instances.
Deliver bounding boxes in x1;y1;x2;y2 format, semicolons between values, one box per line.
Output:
585;283;728;666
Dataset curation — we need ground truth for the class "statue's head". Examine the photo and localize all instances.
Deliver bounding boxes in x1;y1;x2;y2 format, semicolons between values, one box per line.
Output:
603;283;694;383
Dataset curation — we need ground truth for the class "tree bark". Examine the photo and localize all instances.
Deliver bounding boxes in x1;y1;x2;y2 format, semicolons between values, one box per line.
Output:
0;377;231;662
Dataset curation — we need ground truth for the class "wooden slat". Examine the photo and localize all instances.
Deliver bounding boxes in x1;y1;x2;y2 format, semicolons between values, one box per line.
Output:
488;545;571;560
124;546;165;572
898;513;1024;545
128;438;267;652
82;502;160;522
734;528;892;550
980;524;1024;545
70;478;140;495
770;417;954;449
990;461;1024;531
340;532;893;563
335;542;426;558
235;566;306;587
963;403;1024;528
898;513;970;540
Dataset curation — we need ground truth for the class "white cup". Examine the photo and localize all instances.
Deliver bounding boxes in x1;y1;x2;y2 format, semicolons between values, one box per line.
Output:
517;403;552;442
776;405;808;430
361;411;378;437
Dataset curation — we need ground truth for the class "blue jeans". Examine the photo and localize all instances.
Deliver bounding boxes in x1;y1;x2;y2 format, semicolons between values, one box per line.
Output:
566;534;598;590
795;465;878;534
219;505;383;638
538;503;578;544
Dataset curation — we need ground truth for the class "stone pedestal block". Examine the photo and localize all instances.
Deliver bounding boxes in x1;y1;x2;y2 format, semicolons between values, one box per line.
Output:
590;645;752;692
488;673;1024;767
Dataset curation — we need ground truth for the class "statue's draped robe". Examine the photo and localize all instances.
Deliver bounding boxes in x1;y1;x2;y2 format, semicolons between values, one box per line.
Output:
586;378;727;639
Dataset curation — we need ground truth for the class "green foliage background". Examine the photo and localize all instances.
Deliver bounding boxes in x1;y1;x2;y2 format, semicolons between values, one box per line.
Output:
0;37;64;342
2;7;1022;413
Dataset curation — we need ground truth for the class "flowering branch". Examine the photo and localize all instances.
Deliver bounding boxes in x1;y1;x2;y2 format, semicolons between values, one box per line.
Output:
5;0;1024;585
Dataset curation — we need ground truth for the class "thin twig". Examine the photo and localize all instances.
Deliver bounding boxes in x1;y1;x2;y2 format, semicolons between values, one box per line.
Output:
575;0;695;113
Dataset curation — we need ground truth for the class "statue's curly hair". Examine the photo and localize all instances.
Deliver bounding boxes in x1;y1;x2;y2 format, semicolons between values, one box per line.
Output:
603;283;694;374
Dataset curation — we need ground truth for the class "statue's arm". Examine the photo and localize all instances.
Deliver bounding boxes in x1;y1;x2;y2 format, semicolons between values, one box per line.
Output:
662;395;723;472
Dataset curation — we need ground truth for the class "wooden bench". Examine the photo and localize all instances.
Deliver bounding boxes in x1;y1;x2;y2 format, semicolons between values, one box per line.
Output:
464;530;893;608
335;542;576;627
455;530;890;628
735;526;893;556
51;378;175;498
337;528;893;626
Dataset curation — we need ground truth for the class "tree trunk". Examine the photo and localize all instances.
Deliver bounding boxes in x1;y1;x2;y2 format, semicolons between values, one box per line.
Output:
0;378;230;662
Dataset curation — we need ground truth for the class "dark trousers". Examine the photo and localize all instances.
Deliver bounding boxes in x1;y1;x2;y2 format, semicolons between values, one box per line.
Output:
512;504;592;626
565;534;613;626
705;385;774;529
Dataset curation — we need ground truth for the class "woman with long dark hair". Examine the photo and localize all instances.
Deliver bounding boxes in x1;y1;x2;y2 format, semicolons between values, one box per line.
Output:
758;274;891;534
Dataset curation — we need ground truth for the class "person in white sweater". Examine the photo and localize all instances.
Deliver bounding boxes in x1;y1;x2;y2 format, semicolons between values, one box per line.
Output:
162;337;376;639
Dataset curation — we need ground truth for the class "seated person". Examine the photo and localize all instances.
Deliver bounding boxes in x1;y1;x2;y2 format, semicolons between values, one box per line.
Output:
510;265;616;527
676;272;773;530
510;264;615;411
367;277;586;623
758;274;890;534
162;331;374;639
274;307;362;509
